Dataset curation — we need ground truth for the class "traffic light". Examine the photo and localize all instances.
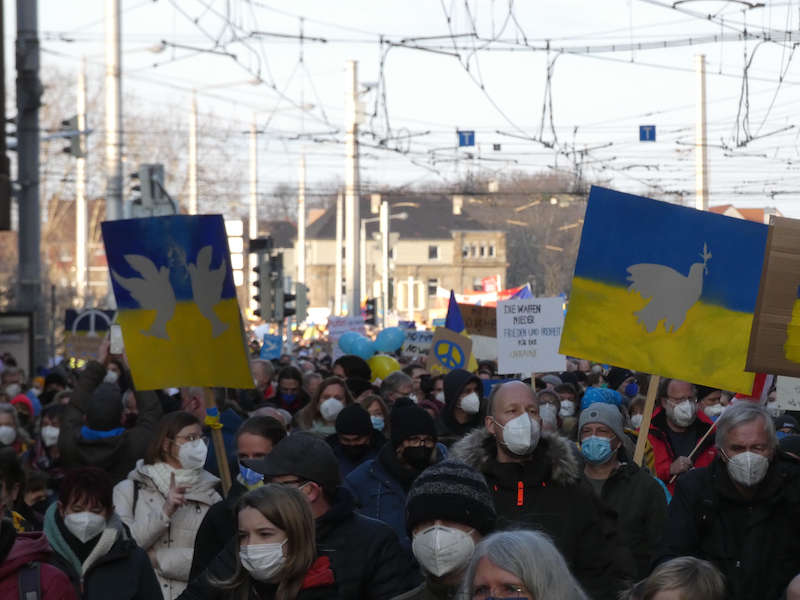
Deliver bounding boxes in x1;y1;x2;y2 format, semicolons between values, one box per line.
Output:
282;289;296;319
138;164;165;208
364;297;377;325
295;284;308;323
61;116;85;158
252;257;274;320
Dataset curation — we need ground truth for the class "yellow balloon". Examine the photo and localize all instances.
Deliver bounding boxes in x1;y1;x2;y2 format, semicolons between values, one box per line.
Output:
367;354;401;382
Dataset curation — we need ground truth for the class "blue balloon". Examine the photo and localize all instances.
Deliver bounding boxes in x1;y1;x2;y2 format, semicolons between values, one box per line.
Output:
338;331;360;354
375;327;406;352
353;336;377;360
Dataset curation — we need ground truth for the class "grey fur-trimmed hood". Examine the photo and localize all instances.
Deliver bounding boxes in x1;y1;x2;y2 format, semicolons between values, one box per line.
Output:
449;427;582;486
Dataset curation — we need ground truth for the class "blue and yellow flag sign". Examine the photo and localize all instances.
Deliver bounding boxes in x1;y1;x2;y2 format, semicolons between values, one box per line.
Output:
101;215;252;390
560;186;767;393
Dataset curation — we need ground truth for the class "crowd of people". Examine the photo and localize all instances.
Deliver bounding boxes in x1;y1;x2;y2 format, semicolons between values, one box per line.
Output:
1;335;800;599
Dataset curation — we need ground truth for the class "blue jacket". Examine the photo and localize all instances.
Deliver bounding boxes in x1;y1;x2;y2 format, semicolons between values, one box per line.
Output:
344;443;446;549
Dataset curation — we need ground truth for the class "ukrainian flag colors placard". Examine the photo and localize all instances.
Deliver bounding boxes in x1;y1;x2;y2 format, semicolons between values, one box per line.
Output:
101;215;252;390
559;187;768;394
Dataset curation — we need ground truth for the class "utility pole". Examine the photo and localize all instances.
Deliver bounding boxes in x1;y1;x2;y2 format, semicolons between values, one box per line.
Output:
380;200;389;327
695;54;709;211
248;117;258;311
359;218;367;301
334;191;343;315
16;0;45;369
104;0;122;221
297;155;306;284
344;60;360;315
188;91;198;214
76;57;88;305
0;0;11;231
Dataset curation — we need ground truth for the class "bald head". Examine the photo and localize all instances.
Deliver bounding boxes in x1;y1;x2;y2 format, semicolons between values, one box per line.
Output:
251;359;274;391
487;381;538;420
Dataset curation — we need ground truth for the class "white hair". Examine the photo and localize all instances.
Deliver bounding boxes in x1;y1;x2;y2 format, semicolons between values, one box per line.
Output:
715;401;777;450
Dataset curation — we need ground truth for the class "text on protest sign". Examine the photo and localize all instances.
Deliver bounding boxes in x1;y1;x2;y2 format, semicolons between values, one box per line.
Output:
496;297;566;375
402;330;434;360
458;303;497;337
776;376;800;411
328;316;366;359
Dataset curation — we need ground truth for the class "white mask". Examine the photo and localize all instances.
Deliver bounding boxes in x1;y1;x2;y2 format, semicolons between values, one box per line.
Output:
178;439;208;470
319;397;344;422
0;426;16;446
41;426;60;448
724;450;770;487
64;512;106;543
559;400;575;417
435;392;445;403
103;370;119;385
669;400;696;427
496;413;540;456
704;404;724;419
630;414;643;429
412;525;475;578
460;392;480;415
766;402;784;418
4;384;20;398
539;404;558;428
408;393;419;404
240;540;287;581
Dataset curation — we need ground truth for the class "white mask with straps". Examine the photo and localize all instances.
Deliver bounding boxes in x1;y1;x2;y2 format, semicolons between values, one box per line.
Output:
240;540;287;581
412;524;475;577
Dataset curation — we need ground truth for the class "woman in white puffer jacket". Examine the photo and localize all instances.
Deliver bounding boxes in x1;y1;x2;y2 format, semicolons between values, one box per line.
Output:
113;411;221;600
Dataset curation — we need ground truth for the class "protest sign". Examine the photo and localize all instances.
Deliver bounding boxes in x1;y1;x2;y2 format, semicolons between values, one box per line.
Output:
260;334;283;360
64;309;116;361
559;186;767;394
458;303;497;337
747;217;800;377
426;328;473;375
776;375;800;411
402;330;434;360
496;297;566;375
102;215;253;390
327;316;366;359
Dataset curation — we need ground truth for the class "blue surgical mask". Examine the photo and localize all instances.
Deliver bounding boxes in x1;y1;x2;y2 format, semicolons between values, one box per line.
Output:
777;431;790;440
624;381;639;398
581;436;614;464
279;392;296;405
239;462;265;487
371;415;385;431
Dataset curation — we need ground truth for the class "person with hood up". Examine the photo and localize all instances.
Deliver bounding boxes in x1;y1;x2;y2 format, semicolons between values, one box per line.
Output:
345;403;444;549
0;447;77;600
113;411;221;600
58;345;162;485
42;467;162;599
450;380;627;600
327;404;385;478
435;369;483;447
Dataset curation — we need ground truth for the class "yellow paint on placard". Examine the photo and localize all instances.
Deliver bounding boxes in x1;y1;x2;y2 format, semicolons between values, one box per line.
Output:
117;298;252;390
560;277;755;394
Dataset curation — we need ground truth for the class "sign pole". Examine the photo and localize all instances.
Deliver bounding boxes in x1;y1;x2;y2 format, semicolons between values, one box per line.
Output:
633;375;660;467
204;388;232;496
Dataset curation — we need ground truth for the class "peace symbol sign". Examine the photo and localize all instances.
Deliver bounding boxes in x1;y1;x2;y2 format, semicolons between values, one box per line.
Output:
434;340;465;370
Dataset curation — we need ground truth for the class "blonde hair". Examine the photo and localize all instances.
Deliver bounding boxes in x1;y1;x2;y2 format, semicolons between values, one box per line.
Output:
295;376;353;430
633;557;726;600
211;484;316;600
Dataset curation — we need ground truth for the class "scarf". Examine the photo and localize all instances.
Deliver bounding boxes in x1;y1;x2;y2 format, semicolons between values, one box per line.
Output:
43;503;120;578
377;443;420;491
140;461;201;497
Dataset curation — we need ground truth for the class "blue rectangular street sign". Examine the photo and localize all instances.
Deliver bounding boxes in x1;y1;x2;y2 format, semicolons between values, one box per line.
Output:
457;130;475;147
639;125;656;142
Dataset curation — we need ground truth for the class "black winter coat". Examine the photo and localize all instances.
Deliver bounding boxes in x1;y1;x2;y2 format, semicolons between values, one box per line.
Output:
59;361;163;485
451;428;632;600
581;459;668;579
657;455;800;600
178;487;421;600
189;479;248;580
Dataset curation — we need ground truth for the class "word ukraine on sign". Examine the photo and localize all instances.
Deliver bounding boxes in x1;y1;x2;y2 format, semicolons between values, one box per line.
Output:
102;215;253;390
560;186;767;394
496;297;566;375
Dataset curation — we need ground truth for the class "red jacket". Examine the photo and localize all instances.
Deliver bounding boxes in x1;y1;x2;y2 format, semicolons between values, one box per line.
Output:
647;406;716;493
0;531;78;600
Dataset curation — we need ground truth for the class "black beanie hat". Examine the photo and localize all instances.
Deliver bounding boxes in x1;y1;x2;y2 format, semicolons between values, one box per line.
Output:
406;459;496;535
607;367;634;391
390;404;436;448
335;404;372;436
86;383;123;431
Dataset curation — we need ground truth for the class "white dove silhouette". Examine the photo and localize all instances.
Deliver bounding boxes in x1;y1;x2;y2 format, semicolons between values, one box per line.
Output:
111;255;176;339
626;243;712;334
188;245;229;338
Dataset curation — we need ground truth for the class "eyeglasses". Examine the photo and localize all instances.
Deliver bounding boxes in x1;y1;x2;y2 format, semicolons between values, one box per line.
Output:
405;435;435;447
666;395;697;405
272;478;309;488
472;583;529;599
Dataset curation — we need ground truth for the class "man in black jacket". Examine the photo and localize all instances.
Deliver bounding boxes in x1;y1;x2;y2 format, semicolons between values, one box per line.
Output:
450;380;629;600
179;432;421;600
657;402;800;600
42;466;161;599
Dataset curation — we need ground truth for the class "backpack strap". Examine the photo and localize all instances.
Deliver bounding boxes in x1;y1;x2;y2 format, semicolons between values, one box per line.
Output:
17;561;41;600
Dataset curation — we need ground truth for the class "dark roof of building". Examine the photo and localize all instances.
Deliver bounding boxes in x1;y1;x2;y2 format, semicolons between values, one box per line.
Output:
306;195;489;240
261;220;297;248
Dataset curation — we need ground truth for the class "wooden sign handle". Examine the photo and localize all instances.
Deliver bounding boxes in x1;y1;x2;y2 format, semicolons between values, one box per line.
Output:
633;375;660;467
204;388;232;496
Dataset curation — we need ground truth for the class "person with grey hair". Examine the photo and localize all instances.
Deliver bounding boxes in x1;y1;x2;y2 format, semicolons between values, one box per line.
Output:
460;530;588;600
657;401;800;600
380;371;414;407
578;402;667;579
450;380;628;600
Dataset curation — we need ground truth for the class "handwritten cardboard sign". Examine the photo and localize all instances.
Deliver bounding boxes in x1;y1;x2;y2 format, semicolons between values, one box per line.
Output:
459;303;497;337
426;328;473;375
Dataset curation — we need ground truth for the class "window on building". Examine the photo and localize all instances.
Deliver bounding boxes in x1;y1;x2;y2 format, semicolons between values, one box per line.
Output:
470;245;477;257
488;245;495;257
479;245;486;257
428;278;438;296
462;245;469;258
388;247;395;260
428;245;439;260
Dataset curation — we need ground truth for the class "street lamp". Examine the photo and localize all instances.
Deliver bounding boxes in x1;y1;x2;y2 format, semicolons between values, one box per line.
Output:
360;207;408;324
